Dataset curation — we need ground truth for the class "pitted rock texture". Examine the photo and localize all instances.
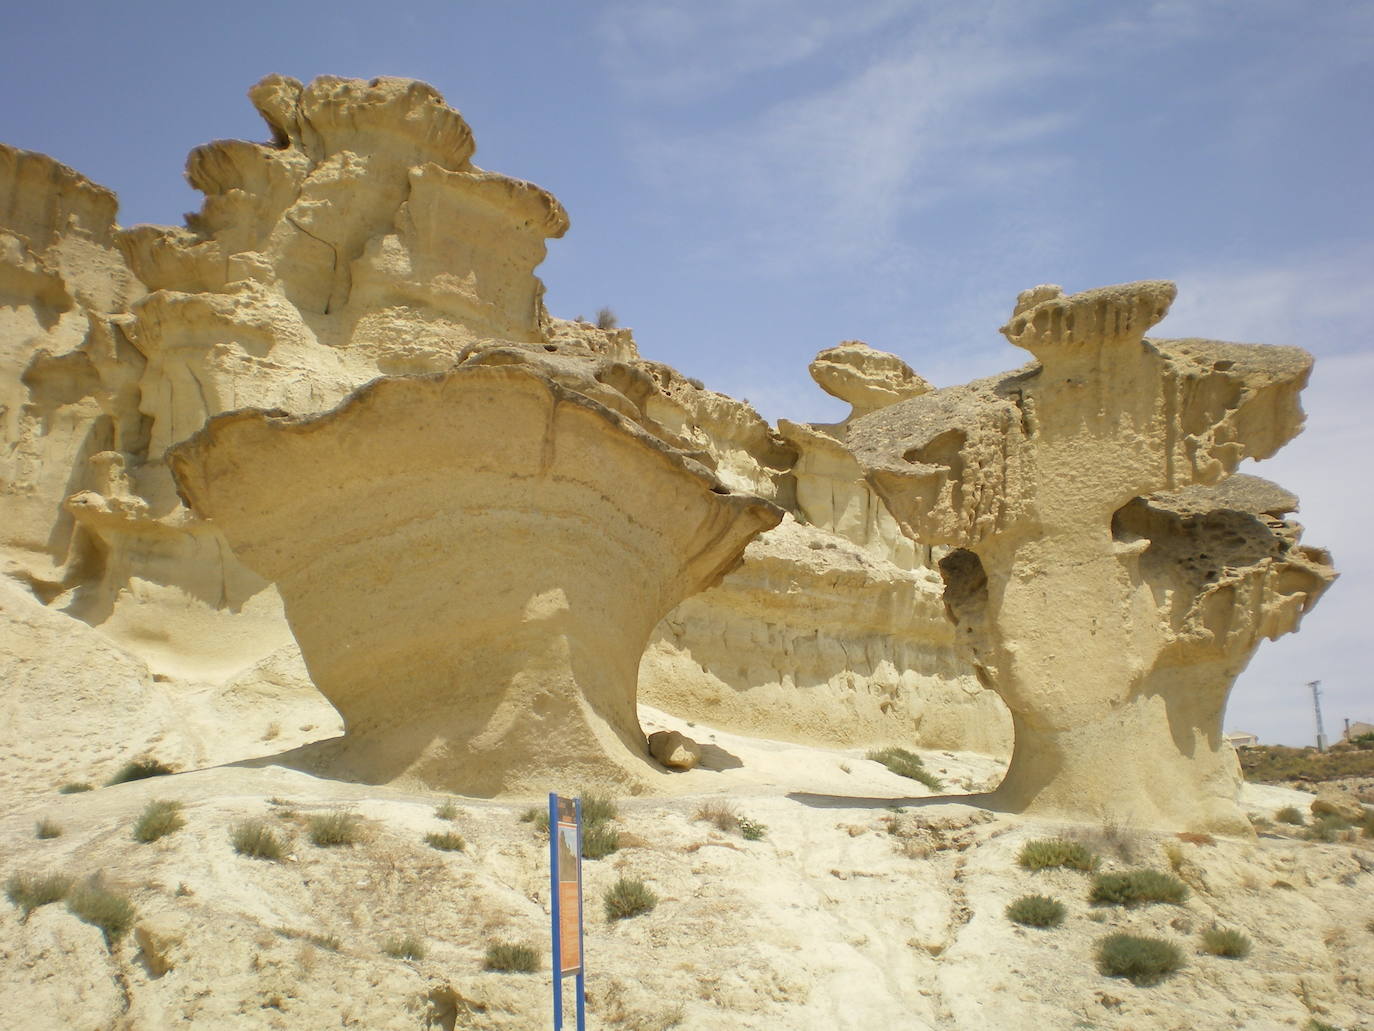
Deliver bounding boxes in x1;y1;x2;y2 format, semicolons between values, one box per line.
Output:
809;340;932;420
849;281;1335;832
168;366;782;795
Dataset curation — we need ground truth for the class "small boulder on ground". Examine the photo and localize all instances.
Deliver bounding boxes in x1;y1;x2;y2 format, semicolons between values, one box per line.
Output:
648;731;701;770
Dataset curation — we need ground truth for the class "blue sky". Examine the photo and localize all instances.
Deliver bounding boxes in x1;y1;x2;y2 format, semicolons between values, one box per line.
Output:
4;1;1369;746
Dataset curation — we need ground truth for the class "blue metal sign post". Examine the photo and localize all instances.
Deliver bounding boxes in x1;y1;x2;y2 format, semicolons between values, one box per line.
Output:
549;793;586;1030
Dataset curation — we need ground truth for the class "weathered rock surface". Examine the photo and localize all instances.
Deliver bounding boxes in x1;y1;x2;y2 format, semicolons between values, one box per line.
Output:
848;281;1335;832
2;76;1005;798
169;366;781;794
640;348;1010;756
809;339;932;420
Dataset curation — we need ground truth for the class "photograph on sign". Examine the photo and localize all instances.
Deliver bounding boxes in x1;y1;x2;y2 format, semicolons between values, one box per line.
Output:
558;826;579;881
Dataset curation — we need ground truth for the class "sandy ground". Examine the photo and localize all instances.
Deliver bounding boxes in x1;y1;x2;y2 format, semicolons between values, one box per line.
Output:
2;706;1372;1030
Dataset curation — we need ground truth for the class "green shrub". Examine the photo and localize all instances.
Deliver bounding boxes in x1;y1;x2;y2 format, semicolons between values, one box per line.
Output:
382;934;426;960
133;800;185;843
5;872;74;917
1006;894;1066;928
582;822;620;860
579;793;620;859
35;819;62;839
738;816;767;841
107;759;174;786
424;831;466;852
1275;806;1306;826
581;792;618;827
231;819;285;860
434;799;459;821
1089;869;1188;907
1018;838;1099;871
521;807;550;833
484;940;539;972
67;883;136;945
867;747;942;791
1306;1020;1342;1031
307;812;361;847
58;782;93;794
604;877;658;920
1096;933;1184;985
1201;925;1252;958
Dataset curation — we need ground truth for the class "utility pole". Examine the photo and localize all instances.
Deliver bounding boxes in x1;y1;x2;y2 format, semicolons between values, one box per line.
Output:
1310;680;1327;752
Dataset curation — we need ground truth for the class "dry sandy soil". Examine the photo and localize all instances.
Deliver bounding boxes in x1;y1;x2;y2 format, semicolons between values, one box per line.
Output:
3;707;1372;1030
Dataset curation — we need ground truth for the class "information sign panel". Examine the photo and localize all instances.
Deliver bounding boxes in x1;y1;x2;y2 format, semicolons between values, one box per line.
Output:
549;793;586;1030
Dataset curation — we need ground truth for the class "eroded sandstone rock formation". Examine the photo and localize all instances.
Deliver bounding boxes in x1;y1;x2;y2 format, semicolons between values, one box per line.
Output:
848;281;1335;832
168;366;780;794
639;344;1010;755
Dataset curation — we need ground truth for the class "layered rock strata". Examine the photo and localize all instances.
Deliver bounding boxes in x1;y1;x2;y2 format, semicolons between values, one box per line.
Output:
639;342;1011;755
848;281;1335;832
169;366;781;795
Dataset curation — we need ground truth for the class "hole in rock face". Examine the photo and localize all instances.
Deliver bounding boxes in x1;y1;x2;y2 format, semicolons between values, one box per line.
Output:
937;549;987;628
709;485;731;495
543;345;558;352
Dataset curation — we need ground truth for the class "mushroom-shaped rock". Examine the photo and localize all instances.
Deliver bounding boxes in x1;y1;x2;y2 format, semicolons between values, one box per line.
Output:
847;280;1334;833
809;341;932;420
168;365;782;795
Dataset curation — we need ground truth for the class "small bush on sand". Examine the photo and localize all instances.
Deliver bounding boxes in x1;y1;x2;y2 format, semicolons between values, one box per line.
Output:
231;819;285;860
866;747;942;791
424;831;466;852
133;800;185;843
107;759;174;786
434;800;459;821
1275;806;1306;826
521;807;550;833
67;882;136;945
1006;894;1066;928
582;822;621;860
604;877;658;920
738;816;768;841
35;819;62;839
1201;925;1252;958
1305;1020;1341;1031
484;941;539;972
1090;869;1188;907
307;812;361;847
5;872;74;917
382;935;425;960
1096;932;1184;985
58;782;93;794
580;793;620;859
1018;838;1098;872
694;801;739;832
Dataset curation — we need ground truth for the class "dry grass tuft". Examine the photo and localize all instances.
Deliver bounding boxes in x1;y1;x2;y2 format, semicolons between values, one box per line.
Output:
381;934;426;960
133;800;185;843
6;872;74;918
484;940;539;972
67;881;136;945
232;819;286;860
307;811;362;847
